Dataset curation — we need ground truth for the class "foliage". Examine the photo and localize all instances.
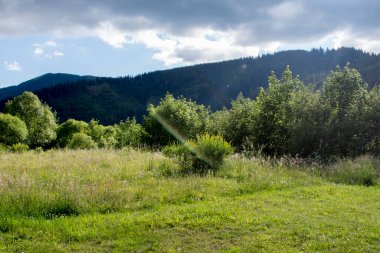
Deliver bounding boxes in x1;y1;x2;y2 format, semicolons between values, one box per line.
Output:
88;119;116;148
10;143;29;152
163;134;233;174
56;119;89;148
287;85;329;156
0;113;28;145
321;64;369;156
1;48;377;125
67;133;97;150
4;91;57;147
143;94;210;146
215;94;257;150
252;66;303;155
115;118;145;148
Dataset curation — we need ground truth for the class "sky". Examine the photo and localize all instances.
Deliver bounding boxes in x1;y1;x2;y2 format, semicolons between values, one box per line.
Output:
0;0;379;88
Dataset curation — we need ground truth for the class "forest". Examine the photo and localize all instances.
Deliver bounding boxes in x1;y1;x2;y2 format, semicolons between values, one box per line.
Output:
1;63;379;160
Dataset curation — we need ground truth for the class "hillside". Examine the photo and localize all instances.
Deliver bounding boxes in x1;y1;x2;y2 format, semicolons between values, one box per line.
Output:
1;47;380;124
0;73;96;101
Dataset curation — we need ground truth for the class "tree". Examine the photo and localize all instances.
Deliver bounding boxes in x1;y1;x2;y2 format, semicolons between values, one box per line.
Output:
253;66;303;155
56;119;89;148
287;85;329;156
0;113;28;145
67;133;97;150
143;94;209;146
115;118;145;148
321;64;369;156
363;85;380;155
213;94;257;150
4;92;57;147
88;119;116;148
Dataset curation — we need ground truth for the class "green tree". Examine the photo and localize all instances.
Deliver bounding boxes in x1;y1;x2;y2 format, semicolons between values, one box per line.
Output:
4;92;57;147
253;66;303;155
88;119;116;148
67;133;97;150
287;85;329;156
56;119;89;148
214;94;257;150
363;85;380;155
0;113;28;145
321;64;369;156
115;118;145;148
143;94;209;146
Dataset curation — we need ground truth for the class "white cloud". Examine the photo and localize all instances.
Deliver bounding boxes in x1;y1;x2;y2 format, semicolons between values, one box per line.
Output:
45;40;57;47
4;61;21;71
95;21;128;48
132;28;261;65
33;40;64;58
53;50;64;56
34;47;44;55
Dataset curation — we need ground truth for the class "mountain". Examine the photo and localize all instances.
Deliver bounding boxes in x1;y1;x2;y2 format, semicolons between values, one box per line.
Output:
1;47;380;125
0;73;96;101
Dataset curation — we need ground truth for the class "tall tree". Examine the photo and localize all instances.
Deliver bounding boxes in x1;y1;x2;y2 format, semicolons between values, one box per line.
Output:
4;92;57;147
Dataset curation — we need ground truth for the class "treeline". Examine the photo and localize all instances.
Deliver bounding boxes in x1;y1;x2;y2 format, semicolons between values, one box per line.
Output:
0;64;379;158
3;47;377;125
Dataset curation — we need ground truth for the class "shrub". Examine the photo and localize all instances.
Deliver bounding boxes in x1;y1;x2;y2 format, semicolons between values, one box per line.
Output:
56;119;89;148
115;118;146;148
163;134;233;174
11;143;29;153
0;113;28;145
67;133;97;150
143;94;210;146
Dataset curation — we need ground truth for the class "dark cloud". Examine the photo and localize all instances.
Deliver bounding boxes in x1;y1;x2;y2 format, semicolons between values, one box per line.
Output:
0;0;379;63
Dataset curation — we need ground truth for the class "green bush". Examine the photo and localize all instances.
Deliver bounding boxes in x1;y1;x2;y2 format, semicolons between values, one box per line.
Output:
11;143;29;153
0;113;28;145
67;133;97;150
163;134;233;174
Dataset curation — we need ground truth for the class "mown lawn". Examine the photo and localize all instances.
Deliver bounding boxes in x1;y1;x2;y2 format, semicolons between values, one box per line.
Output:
0;150;379;252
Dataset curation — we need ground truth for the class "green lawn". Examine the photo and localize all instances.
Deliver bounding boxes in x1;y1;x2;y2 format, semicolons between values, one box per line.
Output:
0;150;379;252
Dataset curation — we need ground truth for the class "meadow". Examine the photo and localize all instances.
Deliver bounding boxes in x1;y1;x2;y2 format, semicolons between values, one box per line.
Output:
0;149;379;252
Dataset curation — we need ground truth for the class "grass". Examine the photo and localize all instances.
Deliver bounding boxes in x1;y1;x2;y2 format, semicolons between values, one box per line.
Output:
0;149;379;252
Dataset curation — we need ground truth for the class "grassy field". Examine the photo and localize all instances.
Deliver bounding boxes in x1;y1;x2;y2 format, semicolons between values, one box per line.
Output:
0;149;379;252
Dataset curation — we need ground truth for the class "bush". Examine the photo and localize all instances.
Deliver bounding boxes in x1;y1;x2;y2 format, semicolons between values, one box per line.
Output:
163;134;233;174
115;118;146;148
11;143;29;153
67;133;97;150
143;94;210;146
0;113;28;145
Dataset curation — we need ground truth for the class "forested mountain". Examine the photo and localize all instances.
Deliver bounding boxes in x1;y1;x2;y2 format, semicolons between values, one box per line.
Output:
1;47;380;124
0;73;96;100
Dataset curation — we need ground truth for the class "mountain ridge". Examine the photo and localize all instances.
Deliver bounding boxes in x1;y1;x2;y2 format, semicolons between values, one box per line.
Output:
0;73;96;101
1;47;379;124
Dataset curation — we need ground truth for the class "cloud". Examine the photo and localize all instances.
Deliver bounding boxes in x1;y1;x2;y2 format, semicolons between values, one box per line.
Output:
94;21;128;48
53;50;64;56
33;40;64;58
0;0;379;65
34;47;44;55
4;61;21;71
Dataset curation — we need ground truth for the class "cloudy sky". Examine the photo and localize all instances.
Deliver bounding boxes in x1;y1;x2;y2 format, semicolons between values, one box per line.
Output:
0;0;379;87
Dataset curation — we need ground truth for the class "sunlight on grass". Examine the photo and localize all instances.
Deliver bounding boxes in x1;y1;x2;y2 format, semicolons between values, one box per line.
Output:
0;149;379;252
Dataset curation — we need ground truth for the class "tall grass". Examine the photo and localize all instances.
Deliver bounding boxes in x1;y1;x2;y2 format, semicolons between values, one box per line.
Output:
0;149;378;219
